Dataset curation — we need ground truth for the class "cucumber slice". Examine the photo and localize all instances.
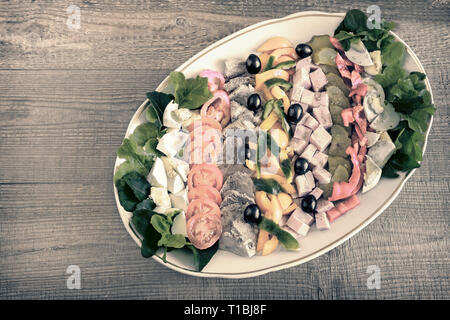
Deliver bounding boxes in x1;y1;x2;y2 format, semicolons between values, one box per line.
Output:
318;64;340;76
273;60;296;70
262;100;274;120
320;182;333;199
263;55;275;72
264;78;293;91
328;125;352;158
326;85;350;108
273;99;293;138
331;164;350;183
328;155;352;177
312;47;337;67
307;35;335;53
325;73;350;96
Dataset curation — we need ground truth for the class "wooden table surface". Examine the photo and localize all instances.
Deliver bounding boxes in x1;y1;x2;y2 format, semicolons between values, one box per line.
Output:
0;0;448;300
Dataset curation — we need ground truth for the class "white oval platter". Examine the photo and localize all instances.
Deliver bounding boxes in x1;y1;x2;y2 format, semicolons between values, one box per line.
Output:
113;11;433;278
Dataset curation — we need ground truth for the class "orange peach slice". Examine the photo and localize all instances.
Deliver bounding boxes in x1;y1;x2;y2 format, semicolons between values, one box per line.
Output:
257;36;294;53
270;86;290;113
255;69;290;91
273;55;295;67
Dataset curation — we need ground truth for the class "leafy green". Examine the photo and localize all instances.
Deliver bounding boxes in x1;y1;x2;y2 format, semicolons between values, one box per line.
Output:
373;63;407;88
143;138;163;157
117;138;154;174
252;178;286;195
141;223;161;258
145;91;174;129
272;99;293;138
280;158;292;180
381;41;405;67
135;198;155;211
378;70;434;176
115;172;150;212
334;9;396;52
168;71;213;110
258;217;299;250
114;160;149;184
130;122;159;147
130;208;154;237
186;242;219;272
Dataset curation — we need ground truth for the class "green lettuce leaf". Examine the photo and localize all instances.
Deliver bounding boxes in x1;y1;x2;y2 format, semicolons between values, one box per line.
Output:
169;71;213;110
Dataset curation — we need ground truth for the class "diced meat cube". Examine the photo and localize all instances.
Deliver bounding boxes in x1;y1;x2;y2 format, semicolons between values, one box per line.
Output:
300;144;317;162
295;171;315;197
311;92;329;108
290;57;312;102
296;56;312;72
310;187;323;200
313;107;333;129
305;171;315;187
315;212;331;230
290;85;304;102
309;151;328;168
312;167;332;184
299;113;320;130
300;88;315;105
286;214;310;236
310;68;328;92
291;207;315;226
316;199;335;213
310;126;332;152
289;137;308;155
294;124;312;141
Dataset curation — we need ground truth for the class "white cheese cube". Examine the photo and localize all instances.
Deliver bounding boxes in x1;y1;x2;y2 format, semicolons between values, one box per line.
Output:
171;211;188;237
169;188;188;211
146;157;167;188
150;187;171;209
163;101;181;129
167;174;185;194
156;131;189;158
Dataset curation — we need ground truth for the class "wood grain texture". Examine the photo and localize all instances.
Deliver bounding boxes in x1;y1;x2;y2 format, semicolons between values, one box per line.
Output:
0;0;449;299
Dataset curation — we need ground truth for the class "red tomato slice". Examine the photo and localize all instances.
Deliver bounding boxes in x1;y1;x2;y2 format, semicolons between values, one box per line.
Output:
186;198;221;221
188;185;222;206
187;164;223;190
186;212;222;250
187;118;222;132
200;90;231;127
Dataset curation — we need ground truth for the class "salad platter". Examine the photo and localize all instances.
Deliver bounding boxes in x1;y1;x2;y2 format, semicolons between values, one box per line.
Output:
113;10;434;278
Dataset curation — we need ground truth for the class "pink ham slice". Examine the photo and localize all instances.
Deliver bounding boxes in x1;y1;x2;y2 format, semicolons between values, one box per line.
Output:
341;108;355;127
335;53;351;80
329;36;344;51
328;146;361;201
327;195;360;222
199;69;225;93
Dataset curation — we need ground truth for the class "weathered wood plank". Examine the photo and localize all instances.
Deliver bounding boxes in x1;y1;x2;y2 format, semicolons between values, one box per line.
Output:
0;0;449;299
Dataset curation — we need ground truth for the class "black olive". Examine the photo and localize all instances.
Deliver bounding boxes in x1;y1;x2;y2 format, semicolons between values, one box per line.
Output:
295;43;313;59
301;195;317;214
287;103;303;124
294;157;309;175
245;54;262;74
247;93;261;111
243;204;262;224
